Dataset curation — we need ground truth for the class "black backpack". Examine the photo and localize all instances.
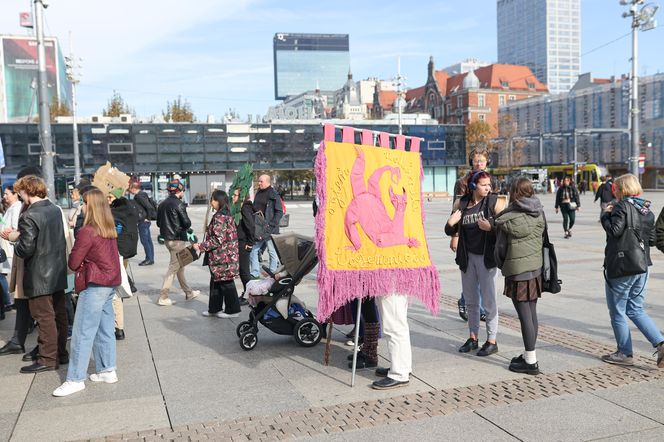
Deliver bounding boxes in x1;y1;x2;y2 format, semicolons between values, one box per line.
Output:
146;196;158;221
127;199;146;223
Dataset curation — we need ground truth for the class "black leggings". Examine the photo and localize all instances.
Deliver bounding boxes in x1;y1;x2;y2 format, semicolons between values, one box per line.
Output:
238;240;252;294
561;205;576;231
10;299;33;347
512;299;538;351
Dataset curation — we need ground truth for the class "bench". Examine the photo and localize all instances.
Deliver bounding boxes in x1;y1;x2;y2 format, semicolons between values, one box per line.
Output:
423;191;450;201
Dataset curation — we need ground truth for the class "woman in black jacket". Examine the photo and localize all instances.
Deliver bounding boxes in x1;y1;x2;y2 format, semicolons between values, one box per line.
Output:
445;171;501;357
108;188;139;340
232;187;255;304
600;174;664;368
555;176;581;239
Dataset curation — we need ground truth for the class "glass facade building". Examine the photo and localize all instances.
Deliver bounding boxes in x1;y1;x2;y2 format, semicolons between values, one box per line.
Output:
0;121;465;201
273;33;350;100
497;0;580;95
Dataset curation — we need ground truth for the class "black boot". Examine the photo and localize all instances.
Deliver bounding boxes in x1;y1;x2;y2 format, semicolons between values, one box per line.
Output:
349;322;379;369
128;277;137;293
115;328;125;340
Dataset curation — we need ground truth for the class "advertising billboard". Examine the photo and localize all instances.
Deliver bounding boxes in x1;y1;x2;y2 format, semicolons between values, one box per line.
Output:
1;36;65;122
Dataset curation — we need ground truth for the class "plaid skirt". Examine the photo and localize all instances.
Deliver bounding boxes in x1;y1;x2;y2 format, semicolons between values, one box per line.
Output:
503;274;542;302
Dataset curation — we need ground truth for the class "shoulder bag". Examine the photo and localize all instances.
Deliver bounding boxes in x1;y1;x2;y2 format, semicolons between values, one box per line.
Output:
604;203;647;279
542;213;562;294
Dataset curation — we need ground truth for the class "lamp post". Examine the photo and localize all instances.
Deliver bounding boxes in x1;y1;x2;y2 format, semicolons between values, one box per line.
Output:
621;0;659;176
65;35;82;185
394;56;407;135
34;0;56;199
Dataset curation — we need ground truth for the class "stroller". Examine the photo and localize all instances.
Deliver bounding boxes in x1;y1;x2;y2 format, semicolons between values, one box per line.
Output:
236;233;325;350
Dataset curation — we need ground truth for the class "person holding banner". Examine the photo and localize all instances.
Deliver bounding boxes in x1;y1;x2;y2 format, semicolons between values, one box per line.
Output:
445;171;501;357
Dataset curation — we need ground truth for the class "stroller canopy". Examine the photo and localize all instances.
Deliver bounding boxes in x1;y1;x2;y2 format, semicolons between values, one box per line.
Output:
272;233;318;283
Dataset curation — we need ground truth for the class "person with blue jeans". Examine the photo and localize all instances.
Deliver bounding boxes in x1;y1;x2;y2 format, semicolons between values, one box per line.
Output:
53;188;122;397
600;174;664;368
250;175;283;277
129;182;155;266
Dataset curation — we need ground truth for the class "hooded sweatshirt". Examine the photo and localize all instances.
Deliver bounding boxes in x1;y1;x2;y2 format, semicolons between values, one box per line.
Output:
494;196;545;278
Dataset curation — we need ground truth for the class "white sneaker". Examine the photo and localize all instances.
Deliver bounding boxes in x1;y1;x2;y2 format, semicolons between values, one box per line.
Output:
89;370;118;384
186;290;200;301
216;312;240;318
201;311;215;317
53;381;85;397
158;298;175;306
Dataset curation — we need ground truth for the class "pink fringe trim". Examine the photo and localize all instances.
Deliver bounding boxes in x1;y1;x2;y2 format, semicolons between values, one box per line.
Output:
314;141;441;323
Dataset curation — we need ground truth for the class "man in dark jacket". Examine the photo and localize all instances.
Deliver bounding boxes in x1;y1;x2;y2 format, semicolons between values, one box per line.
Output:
129;181;155;266
13;175;68;373
595;175;614;218
156;179;199;306
250;174;283;277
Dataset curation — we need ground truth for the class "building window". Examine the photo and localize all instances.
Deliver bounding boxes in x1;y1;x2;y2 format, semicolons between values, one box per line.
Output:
28;143;41;155
527;82;535;89
508;95;516;101
457;95;463;107
499;95;505;106
447;103;452;115
478;94;485;107
108;143;134;154
478;114;486;122
501;80;509;88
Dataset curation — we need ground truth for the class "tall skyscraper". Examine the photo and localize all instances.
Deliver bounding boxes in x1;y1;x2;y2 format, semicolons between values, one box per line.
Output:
273;33;350;100
497;0;580;95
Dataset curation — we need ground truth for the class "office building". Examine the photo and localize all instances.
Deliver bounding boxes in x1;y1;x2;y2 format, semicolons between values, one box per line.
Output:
0;120;466;201
273;33;350;100
498;72;664;186
497;0;581;95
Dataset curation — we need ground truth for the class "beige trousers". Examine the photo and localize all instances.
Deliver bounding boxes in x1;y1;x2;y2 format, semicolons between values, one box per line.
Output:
113;258;129;330
112;295;124;330
160;240;192;299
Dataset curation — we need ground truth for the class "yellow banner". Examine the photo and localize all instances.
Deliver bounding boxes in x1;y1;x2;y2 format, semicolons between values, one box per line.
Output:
323;141;431;271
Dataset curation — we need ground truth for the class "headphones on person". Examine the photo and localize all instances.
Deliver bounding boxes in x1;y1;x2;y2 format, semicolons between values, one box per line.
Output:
468;171;485;192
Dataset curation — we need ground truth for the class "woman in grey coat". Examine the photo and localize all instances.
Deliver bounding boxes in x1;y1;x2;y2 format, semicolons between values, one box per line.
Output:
495;177;545;375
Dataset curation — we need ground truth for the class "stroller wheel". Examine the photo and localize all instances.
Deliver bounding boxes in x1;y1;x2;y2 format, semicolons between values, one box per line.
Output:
293;319;322;347
236;321;255;338
239;330;258;351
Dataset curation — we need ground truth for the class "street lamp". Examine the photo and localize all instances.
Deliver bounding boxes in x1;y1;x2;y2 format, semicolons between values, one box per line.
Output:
621;0;659;177
64;37;82;185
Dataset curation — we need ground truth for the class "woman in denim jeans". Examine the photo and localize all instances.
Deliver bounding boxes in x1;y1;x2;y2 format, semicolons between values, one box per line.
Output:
53;189;122;397
600;174;664;368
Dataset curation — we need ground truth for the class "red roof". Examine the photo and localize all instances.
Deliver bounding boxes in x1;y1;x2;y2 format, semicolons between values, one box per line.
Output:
446;64;548;94
593;78;612;85
434;71;448;94
378;90;398;109
405;85;425;101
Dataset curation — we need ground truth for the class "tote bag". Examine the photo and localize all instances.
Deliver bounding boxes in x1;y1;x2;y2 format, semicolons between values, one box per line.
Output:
542;216;562;294
604;204;647;279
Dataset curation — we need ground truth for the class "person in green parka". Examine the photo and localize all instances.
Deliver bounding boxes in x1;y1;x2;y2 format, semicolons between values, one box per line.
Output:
495;177;545;375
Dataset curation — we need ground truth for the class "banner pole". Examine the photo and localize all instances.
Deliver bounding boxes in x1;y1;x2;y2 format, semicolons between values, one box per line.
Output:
350;299;362;387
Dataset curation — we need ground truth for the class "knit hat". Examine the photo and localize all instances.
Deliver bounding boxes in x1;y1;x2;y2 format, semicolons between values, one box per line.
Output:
110;187;125;199
167;179;185;194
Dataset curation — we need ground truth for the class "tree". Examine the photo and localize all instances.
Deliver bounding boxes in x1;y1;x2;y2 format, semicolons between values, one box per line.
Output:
49;97;71;122
466;120;492;152
103;90;133;117
162;96;196;122
494;114;526;168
